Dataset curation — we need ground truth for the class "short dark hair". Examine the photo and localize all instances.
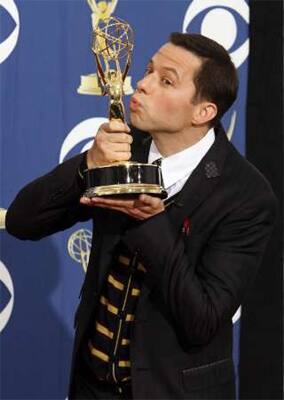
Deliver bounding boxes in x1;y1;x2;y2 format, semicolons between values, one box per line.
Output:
170;32;238;126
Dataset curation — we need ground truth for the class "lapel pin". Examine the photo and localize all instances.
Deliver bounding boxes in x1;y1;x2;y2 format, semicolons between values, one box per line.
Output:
205;161;220;178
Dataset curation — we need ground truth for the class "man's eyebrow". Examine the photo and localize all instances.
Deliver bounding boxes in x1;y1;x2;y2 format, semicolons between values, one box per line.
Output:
162;67;180;80
149;59;180;80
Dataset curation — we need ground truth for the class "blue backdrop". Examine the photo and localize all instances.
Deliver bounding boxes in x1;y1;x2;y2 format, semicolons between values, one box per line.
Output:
0;1;249;398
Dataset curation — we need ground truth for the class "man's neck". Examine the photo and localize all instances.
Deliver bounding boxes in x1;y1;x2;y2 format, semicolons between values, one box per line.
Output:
149;125;211;157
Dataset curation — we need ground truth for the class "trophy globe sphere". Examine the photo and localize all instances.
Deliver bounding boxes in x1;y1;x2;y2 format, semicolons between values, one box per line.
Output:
93;16;134;60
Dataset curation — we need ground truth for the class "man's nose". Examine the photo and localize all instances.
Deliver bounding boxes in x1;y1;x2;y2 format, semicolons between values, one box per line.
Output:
136;74;153;94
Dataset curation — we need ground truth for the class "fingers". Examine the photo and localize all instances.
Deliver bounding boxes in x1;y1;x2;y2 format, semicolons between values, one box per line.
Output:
81;195;163;210
99;121;132;146
91;197;136;208
107;133;133;144
108;142;131;153
106;120;131;133
84;202;149;220
80;195;165;220
80;196;135;208
134;194;163;209
87;121;133;167
80;197;142;219
80;197;92;206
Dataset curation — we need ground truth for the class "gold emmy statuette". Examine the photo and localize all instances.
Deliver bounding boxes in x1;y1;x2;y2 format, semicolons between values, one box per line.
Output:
83;16;166;198
78;0;133;95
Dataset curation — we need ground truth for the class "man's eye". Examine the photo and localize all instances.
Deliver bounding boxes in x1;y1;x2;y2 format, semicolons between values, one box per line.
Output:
161;77;173;86
144;68;152;75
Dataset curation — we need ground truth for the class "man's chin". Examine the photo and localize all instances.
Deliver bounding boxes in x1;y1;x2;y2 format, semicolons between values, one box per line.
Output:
129;114;143;130
130;113;156;135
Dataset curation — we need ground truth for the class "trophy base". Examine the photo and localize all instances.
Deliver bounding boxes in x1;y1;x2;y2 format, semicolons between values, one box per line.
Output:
84;183;167;198
83;162;167;199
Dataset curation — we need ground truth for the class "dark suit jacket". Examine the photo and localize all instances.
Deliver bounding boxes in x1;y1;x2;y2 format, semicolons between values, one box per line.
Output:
6;124;277;399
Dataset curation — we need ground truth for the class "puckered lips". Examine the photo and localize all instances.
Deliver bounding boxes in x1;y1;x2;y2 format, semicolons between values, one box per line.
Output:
130;95;142;111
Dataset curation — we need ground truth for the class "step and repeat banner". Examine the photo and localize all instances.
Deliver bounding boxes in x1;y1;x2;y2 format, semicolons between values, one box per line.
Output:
0;1;249;398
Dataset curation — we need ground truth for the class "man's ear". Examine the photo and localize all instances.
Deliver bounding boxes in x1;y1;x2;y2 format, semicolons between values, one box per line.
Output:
192;102;218;126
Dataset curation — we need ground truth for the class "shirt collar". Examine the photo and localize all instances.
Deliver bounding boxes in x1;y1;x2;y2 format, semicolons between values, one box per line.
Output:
148;128;215;189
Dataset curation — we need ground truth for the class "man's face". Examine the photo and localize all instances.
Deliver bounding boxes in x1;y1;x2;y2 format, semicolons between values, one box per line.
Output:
129;42;203;134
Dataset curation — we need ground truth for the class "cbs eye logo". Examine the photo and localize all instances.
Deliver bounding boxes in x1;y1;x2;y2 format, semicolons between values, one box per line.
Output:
0;0;20;64
59;117;108;163
183;0;249;68
0;260;14;332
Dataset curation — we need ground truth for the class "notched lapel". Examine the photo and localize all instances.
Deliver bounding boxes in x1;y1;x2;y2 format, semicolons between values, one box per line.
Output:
129;125;229;234
167;126;229;233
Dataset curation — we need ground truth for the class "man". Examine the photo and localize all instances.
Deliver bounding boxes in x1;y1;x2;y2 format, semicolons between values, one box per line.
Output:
6;33;277;399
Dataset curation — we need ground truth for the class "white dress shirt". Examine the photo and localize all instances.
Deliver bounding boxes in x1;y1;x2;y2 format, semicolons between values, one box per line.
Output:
148;128;215;199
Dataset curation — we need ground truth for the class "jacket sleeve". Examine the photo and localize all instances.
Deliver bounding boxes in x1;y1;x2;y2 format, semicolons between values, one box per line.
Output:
6;153;93;241
122;189;278;346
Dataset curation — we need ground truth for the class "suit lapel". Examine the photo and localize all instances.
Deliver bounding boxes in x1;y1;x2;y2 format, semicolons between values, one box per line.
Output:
166;125;230;232
130;125;230;232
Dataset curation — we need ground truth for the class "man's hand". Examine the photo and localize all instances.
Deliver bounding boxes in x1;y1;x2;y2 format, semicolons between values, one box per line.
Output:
87;120;133;169
84;120;164;219
80;194;165;220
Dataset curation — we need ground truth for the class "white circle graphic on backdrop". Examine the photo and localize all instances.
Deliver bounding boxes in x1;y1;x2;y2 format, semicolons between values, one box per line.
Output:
0;260;14;332
201;8;237;51
59;117;108;164
0;0;20;64
183;0;249;68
